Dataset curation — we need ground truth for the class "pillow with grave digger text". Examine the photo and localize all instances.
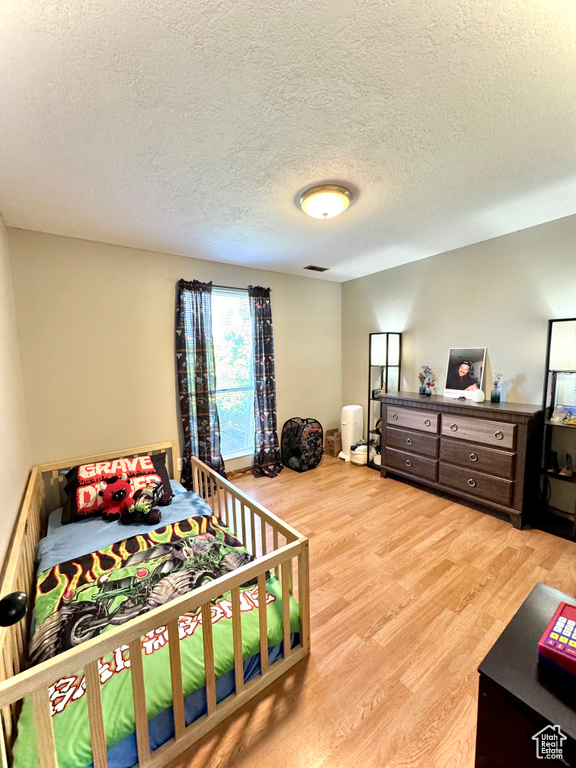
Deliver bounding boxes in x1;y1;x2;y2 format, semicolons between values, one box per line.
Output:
61;453;172;524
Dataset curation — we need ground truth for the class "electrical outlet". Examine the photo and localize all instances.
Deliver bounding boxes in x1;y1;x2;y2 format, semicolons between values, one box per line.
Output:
177;458;183;471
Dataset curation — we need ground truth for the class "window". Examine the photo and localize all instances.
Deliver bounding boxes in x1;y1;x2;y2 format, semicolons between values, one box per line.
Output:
212;288;254;459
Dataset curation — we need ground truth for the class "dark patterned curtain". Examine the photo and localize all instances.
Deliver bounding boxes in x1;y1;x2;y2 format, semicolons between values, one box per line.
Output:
249;286;283;478
176;280;226;489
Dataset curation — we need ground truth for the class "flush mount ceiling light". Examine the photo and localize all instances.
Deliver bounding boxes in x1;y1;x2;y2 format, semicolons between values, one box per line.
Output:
298;185;352;219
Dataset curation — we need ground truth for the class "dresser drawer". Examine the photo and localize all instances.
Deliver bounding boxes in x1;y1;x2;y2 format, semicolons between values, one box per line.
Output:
440;414;516;450
385;447;438;481
386;406;439;434
440;438;515;479
387;427;439;458
439;464;513;507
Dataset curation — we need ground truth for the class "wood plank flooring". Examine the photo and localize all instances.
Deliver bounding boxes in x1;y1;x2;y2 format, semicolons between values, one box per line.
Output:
172;456;576;768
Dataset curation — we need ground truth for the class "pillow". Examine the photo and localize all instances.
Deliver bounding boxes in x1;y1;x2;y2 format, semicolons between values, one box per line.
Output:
48;480;187;536
62;452;172;524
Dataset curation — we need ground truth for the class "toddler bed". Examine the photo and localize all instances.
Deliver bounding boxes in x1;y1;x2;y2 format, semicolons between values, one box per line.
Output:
0;443;310;768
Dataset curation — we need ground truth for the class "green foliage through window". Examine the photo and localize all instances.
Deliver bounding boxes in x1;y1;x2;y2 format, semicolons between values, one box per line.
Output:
212;289;255;458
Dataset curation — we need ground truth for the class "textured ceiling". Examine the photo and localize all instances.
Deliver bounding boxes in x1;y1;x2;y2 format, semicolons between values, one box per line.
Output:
1;1;575;282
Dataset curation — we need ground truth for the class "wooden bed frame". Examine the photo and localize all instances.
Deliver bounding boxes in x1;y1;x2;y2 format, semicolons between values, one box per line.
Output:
0;442;310;768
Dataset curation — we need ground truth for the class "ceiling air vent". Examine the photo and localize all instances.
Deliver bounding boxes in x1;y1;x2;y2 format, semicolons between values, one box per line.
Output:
303;265;329;272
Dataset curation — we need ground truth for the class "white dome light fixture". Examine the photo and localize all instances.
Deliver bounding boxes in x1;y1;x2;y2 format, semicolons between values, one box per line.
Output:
299;185;352;220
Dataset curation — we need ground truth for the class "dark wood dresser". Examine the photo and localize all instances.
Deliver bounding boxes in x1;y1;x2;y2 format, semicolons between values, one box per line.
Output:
378;392;543;528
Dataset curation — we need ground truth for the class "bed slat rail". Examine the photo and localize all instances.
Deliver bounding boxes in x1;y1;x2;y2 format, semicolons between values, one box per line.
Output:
200;605;217;717
167;619;186;740
85;660;108;768
129;638;151;767
32;687;57;768
189;458;302;547
257;573;269;675
0;447;309;768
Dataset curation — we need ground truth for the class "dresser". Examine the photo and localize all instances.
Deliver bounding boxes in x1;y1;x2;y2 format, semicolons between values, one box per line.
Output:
378;392;543;529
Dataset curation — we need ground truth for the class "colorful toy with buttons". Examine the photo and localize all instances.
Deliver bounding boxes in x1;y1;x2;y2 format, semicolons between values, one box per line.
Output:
538;601;576;679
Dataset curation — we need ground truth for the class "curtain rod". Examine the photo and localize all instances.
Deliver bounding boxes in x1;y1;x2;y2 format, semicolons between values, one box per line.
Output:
212;284;248;293
212;284;272;293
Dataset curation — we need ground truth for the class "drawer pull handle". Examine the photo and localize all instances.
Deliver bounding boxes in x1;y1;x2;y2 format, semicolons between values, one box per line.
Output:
469;453;478;462
391;413;398;421
468;478;476;488
406;459;412;467
450;423;458;432
406;438;413;446
423;419;431;427
494;430;503;440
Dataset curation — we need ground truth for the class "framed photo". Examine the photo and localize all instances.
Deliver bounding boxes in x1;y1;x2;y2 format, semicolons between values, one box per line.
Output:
444;348;486;398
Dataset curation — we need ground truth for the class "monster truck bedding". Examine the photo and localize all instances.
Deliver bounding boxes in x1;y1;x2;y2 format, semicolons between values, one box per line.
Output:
13;503;300;768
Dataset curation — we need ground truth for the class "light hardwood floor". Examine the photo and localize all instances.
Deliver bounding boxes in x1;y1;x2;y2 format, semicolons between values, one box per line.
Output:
173;456;576;768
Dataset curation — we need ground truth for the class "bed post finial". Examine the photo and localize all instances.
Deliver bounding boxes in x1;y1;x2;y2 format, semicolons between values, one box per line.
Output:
0;592;27;627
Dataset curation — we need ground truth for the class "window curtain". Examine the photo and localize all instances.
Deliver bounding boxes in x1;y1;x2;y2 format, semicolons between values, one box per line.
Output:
249;286;283;478
176;279;226;489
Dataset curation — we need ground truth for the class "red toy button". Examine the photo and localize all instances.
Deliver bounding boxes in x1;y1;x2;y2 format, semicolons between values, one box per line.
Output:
547;639;556;647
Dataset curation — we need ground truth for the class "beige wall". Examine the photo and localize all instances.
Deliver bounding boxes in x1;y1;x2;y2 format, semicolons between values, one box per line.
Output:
0;215;31;565
342;214;576;422
8;229;342;469
10;212;576;480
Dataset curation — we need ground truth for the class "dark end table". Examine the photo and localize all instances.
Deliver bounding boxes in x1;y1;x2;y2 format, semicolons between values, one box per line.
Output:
476;583;576;767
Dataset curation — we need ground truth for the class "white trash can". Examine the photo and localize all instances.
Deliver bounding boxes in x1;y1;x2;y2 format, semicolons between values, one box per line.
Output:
339;405;363;461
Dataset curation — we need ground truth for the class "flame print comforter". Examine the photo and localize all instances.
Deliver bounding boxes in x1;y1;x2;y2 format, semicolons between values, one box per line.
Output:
13;514;300;768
